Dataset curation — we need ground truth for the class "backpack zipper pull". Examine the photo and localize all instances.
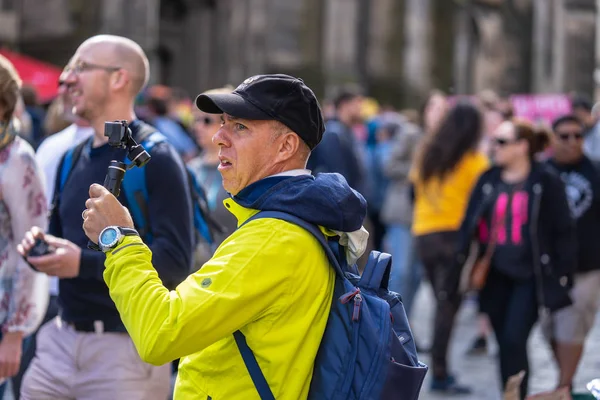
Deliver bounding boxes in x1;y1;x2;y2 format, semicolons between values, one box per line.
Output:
340;287;360;304
352;293;362;322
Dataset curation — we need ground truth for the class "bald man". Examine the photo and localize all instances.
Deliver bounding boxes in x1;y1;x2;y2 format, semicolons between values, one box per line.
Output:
19;35;193;400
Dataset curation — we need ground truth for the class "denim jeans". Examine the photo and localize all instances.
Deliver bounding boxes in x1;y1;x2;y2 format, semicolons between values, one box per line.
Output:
481;268;538;399
385;224;422;318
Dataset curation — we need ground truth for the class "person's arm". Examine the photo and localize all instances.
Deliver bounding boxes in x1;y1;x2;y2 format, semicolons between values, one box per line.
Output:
383;131;418;181
456;172;488;254
80;143;192;287
2;145;49;336
545;171;577;280
103;221;292;366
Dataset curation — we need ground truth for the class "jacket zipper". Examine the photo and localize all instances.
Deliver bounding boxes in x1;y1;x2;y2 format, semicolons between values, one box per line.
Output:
529;183;547;316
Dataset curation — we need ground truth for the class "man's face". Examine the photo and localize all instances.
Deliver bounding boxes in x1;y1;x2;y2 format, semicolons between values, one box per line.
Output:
424;94;448;133
345;96;364;125
57;61;77;121
62;44;117;121
213;114;282;195
553;120;584;163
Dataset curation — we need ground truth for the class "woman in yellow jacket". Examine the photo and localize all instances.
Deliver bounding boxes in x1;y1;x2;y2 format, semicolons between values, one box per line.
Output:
410;101;489;395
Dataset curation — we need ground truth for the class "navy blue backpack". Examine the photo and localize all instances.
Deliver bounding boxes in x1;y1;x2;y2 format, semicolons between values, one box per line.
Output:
56;124;221;259
235;211;428;400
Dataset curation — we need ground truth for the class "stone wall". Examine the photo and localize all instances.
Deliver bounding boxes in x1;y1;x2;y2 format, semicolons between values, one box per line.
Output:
2;0;598;105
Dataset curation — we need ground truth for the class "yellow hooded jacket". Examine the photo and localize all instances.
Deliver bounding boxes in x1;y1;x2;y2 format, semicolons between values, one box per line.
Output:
104;198;336;399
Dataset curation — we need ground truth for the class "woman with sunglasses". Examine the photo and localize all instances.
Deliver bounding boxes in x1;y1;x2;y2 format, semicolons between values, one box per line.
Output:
457;118;576;399
188;86;237;248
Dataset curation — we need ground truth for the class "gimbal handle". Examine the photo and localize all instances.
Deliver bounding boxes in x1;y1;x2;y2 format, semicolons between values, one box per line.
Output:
87;160;128;252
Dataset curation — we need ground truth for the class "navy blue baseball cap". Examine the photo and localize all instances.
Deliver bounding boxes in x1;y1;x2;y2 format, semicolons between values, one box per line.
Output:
195;74;325;149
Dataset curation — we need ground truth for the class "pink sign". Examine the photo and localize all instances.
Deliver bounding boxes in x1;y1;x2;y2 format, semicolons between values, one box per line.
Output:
510;94;572;124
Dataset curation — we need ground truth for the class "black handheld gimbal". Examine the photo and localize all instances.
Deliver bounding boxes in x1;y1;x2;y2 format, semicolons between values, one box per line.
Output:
88;120;151;251
102;120;151;196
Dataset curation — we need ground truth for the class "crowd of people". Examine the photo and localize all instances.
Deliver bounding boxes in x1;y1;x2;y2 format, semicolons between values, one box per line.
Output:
0;31;595;400
311;88;600;399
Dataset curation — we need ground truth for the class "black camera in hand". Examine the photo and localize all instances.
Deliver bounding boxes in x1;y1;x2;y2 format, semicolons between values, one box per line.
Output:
23;238;53;271
27;238;52;257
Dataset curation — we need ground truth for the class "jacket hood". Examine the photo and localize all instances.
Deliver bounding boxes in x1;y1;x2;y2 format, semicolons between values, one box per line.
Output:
232;172;367;233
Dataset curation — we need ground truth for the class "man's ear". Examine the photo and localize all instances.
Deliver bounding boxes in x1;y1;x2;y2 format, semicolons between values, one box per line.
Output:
111;70;129;92
279;132;301;159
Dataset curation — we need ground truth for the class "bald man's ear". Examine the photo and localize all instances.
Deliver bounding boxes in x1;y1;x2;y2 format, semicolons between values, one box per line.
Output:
110;69;129;92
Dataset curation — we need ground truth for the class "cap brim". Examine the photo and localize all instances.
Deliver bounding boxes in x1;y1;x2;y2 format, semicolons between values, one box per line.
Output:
195;93;272;120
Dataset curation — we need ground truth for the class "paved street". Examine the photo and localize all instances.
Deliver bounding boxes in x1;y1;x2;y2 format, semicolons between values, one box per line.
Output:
412;284;600;400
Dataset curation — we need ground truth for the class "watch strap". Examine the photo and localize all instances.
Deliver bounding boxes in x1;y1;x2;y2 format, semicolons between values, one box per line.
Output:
119;227;139;237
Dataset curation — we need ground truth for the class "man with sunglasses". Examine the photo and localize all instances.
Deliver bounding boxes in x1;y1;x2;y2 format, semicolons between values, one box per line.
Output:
17;35;193;399
544;114;600;394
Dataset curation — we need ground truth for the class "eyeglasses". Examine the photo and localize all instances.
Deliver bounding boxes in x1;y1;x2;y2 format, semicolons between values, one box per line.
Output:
492;137;520;147
63;60;121;76
557;131;583;142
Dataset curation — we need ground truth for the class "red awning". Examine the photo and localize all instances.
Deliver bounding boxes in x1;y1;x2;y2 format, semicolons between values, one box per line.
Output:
0;49;62;103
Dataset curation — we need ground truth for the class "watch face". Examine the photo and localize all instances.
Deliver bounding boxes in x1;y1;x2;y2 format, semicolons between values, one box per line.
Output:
100;228;118;246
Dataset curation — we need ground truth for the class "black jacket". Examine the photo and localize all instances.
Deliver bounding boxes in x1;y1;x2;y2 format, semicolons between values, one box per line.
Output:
456;162;576;312
546;156;600;273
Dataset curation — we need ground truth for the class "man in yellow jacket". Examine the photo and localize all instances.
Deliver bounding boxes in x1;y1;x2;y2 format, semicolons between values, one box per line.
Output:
73;74;366;399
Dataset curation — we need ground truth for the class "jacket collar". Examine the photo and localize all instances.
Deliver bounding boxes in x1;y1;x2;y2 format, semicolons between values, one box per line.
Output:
223;198;258;227
225;173;308;225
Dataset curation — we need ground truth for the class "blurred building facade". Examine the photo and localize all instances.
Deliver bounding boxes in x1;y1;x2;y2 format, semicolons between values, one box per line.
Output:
0;0;597;106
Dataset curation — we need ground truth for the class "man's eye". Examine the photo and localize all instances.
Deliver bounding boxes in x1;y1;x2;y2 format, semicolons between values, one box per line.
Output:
235;123;247;131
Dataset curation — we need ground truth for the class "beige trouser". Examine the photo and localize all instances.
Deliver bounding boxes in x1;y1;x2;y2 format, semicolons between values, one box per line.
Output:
541;270;600;344
21;317;171;400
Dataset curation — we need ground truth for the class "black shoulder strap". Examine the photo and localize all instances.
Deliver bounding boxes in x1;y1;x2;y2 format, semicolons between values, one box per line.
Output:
132;121;160;144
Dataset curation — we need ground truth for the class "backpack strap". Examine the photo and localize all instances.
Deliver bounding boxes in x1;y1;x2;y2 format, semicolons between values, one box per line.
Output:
240;210;345;277
233;331;275;400
233;211;346;399
357;251;392;292
58;137;90;194
121;131;166;243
